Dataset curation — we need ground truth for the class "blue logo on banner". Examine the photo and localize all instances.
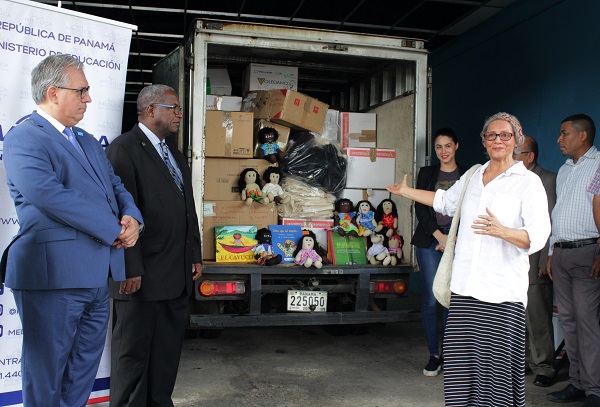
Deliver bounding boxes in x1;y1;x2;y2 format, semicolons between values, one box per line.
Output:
0;284;3;295
0;304;3;316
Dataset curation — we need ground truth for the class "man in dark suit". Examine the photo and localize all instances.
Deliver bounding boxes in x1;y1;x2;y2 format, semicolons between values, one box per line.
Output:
519;135;557;387
1;54;142;407
106;84;202;406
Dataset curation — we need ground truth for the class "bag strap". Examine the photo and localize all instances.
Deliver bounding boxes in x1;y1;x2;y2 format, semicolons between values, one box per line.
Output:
445;164;481;249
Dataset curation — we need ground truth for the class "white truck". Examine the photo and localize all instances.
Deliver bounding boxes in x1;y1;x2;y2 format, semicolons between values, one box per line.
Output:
153;19;430;332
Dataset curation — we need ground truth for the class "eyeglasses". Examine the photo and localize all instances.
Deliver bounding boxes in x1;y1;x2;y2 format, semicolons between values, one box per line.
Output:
56;86;90;99
152;103;183;115
483;132;514;141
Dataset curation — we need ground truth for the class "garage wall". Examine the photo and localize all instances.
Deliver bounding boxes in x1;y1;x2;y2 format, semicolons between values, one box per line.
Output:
429;0;600;172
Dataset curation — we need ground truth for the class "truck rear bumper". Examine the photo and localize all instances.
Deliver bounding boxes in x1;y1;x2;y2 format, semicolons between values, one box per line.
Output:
190;310;420;328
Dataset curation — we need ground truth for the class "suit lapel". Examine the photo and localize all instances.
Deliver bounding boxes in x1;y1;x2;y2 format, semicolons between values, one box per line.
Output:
31;113;107;192
133;127;185;201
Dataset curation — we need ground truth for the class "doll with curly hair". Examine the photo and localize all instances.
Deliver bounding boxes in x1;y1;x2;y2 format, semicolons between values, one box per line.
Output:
256;127;284;164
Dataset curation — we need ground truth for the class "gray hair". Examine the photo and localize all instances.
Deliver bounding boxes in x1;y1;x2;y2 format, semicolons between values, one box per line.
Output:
31;54;84;105
480;112;525;159
137;84;175;116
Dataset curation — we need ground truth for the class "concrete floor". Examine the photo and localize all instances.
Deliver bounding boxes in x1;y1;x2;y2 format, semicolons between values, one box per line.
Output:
171;320;578;407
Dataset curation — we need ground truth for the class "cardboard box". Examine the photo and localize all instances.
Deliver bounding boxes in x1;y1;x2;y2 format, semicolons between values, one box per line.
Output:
205;111;254;158
203;201;278;260
253;119;291;156
344;148;396;189
280;218;334;251
326;231;367;265
269;224;303;263
340;112;377;148
206;95;242;111
251;89;329;133
244;63;298;92
214;225;258;263
341;188;390;209
204;158;275;201
206;66;232;95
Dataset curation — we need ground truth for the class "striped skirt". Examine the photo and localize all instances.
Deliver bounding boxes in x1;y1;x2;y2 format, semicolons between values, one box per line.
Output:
443;294;526;407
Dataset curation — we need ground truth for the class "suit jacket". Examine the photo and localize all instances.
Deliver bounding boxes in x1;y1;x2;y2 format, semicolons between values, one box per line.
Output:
1;111;142;288
528;163;556;285
105;124;201;301
411;164;467;248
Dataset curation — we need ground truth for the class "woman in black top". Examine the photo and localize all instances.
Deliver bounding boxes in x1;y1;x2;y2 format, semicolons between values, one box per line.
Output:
411;128;466;377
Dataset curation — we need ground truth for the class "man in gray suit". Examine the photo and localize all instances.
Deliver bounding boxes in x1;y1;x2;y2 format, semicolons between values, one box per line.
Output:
518;135;557;387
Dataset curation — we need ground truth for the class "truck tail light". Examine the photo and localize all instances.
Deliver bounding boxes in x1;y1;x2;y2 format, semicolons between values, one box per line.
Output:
370;280;407;295
199;280;246;296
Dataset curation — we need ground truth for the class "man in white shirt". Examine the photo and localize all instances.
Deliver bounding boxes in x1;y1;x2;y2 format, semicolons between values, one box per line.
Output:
546;114;600;407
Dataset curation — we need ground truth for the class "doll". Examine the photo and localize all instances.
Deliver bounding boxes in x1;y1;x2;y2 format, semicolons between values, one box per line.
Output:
253;228;282;266
262;166;291;204
366;232;391;265
238;168;269;206
333;198;359;237
355;200;377;237
375;199;399;237
293;232;323;269
387;233;404;266
256;127;284;164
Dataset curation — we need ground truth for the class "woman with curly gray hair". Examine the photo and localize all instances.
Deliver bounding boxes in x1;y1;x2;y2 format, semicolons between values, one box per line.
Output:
387;112;551;406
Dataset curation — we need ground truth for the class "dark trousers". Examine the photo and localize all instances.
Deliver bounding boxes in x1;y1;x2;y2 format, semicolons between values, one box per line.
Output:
525;282;555;377
110;294;189;407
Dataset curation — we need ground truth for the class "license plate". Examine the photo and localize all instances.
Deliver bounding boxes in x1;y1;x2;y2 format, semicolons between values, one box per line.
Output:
287;290;327;312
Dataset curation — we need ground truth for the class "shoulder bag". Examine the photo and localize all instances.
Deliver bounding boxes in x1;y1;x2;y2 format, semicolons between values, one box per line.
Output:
432;164;481;308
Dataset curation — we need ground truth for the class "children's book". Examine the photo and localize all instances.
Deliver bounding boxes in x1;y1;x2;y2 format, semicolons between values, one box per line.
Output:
269;224;303;263
215;225;258;263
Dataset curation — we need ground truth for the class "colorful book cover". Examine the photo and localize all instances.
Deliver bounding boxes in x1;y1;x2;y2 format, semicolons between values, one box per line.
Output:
327;231;367;265
215;225;258;263
269;224;303;263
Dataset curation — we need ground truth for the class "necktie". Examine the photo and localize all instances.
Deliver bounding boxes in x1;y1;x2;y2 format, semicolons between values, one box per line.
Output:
63;127;86;159
160;141;184;193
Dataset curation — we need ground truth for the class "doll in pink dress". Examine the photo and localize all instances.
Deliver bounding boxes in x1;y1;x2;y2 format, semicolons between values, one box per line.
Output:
293;234;323;269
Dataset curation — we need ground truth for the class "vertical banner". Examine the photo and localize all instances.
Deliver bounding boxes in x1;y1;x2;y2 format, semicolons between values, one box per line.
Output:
0;0;136;405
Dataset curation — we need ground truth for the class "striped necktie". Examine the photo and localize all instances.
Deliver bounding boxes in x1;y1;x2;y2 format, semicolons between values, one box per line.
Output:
160;141;184;193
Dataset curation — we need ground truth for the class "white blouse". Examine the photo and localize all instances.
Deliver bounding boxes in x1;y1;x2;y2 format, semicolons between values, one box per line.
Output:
433;161;551;307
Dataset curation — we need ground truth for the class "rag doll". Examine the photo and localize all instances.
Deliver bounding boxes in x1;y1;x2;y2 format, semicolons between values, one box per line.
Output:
238;168;269;206
387;233;404;266
293;233;323;269
333;198;359;237
355;200;377;237
253;228;282;266
256;126;284;164
375;199;398;237
262;166;291;204
366;232;391;265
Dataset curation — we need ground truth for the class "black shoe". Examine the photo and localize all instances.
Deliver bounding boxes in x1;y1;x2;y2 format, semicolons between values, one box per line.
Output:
547;384;586;403
534;375;553;387
583;395;600;407
423;356;441;377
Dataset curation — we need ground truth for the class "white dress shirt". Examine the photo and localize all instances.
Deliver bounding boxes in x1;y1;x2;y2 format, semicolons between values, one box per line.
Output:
433;161;551;306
